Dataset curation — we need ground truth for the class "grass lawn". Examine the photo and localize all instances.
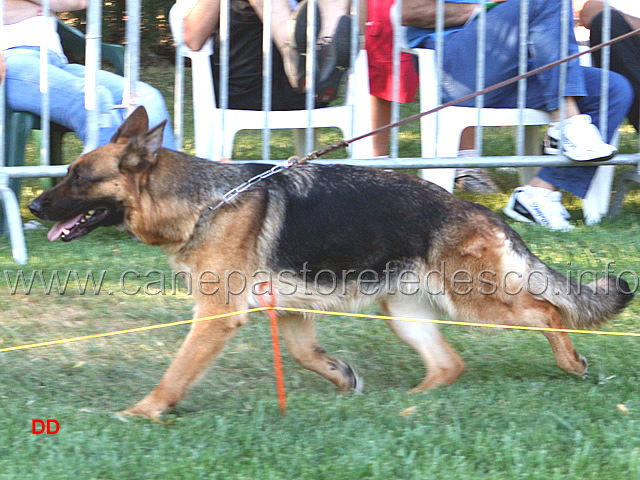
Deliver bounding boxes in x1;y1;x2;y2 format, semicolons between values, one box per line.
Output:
1;64;640;479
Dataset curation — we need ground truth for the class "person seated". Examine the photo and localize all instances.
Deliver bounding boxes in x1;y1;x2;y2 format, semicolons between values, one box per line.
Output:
2;0;176;149
403;0;633;230
579;0;640;132
178;0;354;110
363;0;497;193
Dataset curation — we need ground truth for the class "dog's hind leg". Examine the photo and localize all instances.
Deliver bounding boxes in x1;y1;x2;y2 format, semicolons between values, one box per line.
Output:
277;313;363;392
381;296;466;392
121;303;247;420
525;301;588;377
455;290;588;378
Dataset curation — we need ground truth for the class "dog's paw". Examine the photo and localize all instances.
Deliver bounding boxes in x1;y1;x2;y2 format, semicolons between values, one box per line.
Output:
116;397;171;424
331;359;364;393
579;355;589;379
115;408;169;425
341;360;364;393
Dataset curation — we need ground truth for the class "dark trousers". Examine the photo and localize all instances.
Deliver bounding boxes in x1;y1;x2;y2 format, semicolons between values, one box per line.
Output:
590;10;640;132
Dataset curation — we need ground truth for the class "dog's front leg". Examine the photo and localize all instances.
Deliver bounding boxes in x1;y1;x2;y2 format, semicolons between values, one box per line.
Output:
121;302;247;420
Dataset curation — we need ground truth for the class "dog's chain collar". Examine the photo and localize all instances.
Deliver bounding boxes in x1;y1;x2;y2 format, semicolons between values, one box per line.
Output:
203;155;310;218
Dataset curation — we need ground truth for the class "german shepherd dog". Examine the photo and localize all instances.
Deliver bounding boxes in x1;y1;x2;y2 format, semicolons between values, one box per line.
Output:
29;107;633;420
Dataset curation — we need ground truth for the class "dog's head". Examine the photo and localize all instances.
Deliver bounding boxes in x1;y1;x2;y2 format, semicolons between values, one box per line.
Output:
28;106;166;242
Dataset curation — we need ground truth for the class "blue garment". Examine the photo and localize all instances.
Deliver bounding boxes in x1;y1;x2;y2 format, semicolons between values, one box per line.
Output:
4;47;176;150
405;0;486;45
406;0;633;198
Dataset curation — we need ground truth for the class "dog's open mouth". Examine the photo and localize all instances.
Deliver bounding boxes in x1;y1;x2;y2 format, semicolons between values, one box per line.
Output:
47;208;111;242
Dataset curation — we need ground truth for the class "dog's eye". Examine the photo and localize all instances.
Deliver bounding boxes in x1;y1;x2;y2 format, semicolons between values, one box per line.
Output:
73;174;89;186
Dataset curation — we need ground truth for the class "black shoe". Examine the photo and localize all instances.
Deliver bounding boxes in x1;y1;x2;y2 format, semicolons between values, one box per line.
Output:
286;0;321;93
316;15;354;103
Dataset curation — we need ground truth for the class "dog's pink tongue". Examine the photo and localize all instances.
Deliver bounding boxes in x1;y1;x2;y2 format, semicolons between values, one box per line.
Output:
47;214;83;242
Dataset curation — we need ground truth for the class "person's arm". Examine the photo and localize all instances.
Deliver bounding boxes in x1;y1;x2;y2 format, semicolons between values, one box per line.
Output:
578;0;640;31
25;0;87;12
402;0;509;29
401;0;479;29
4;0;87;24
182;0;221;51
578;0;605;28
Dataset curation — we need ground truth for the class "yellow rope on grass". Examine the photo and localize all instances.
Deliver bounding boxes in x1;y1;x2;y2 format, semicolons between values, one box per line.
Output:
1;306;639;354
0;307;265;353
274;307;640;337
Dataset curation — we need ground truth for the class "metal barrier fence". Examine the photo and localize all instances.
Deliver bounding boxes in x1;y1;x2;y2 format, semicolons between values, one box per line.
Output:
1;0;639;264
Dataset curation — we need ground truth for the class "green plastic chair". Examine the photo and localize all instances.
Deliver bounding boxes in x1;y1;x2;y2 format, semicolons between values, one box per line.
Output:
3;20;124;198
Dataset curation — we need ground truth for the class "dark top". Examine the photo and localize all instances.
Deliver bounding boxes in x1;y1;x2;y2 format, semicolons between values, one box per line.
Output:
211;0;323;111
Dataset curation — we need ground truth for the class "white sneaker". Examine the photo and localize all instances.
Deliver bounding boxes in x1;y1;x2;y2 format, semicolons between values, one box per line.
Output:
503;186;575;231
543;114;617;162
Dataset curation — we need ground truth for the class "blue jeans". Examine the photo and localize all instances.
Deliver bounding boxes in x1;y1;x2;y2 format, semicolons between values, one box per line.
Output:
407;0;634;198
4;47;176;150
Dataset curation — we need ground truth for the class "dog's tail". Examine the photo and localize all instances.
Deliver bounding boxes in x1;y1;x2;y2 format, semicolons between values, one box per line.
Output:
529;258;634;329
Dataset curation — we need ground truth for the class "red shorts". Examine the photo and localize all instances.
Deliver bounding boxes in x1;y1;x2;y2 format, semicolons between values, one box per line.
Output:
365;0;419;103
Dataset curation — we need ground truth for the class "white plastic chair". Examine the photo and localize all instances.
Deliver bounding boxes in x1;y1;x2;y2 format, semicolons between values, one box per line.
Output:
574;46;616;225
413;47;614;225
169;3;372;161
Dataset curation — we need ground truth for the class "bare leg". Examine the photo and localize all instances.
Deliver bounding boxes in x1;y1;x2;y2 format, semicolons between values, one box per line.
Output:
248;0;294;56
528;176;559;191
317;0;350;39
370;95;392;157
550;96;581;122
248;0;299;88
249;0;352;90
372;106;477;159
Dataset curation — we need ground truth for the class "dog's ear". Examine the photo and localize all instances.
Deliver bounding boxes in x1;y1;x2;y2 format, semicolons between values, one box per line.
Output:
111;106;150;144
119;120;167;173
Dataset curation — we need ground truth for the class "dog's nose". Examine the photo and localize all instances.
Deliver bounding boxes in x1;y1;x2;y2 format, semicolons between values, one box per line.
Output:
28;197;45;217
